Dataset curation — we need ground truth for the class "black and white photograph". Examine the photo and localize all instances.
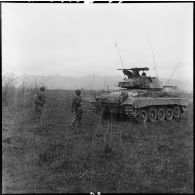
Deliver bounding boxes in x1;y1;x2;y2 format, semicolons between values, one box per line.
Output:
2;1;193;193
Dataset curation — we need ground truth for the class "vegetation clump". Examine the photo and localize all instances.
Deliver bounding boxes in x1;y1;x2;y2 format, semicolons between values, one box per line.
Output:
2;75;193;193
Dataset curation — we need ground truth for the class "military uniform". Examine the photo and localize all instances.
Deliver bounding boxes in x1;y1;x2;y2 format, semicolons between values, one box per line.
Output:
141;73;150;88
71;93;83;128
34;88;46;118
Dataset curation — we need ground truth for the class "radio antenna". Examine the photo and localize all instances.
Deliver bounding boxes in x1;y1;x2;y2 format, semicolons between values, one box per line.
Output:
103;72;107;90
165;62;181;86
115;42;125;69
147;33;158;79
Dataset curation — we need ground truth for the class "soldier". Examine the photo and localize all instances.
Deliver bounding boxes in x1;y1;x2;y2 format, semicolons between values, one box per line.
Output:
133;69;140;78
34;87;46;119
142;72;146;77
118;91;128;104
141;72;150;87
70;89;84;129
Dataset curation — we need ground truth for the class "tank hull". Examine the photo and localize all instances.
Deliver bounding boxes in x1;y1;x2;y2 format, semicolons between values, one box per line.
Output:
90;67;190;122
90;93;189;122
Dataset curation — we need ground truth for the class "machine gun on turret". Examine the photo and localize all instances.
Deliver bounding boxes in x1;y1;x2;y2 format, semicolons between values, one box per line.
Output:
117;67;149;79
117;67;162;89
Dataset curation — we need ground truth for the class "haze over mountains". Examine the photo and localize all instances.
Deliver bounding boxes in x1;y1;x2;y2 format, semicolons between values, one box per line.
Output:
11;74;193;92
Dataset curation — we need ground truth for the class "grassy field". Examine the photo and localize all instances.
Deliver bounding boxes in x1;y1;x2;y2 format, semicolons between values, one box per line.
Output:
2;89;194;193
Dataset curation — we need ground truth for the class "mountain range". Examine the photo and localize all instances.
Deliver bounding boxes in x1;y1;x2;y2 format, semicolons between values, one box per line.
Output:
14;74;193;92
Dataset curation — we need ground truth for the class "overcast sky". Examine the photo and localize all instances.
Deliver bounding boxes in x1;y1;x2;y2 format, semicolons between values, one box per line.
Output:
2;3;193;84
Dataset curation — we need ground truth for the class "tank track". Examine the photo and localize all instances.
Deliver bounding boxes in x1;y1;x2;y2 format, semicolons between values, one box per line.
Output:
91;102;187;123
124;105;187;123
124;105;138;122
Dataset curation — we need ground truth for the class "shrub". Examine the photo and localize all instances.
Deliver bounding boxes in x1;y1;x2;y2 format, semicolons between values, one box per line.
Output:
2;74;43;108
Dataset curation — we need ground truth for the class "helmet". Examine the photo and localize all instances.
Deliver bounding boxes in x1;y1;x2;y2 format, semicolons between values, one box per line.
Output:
121;91;128;97
40;87;45;91
75;89;81;96
142;72;146;76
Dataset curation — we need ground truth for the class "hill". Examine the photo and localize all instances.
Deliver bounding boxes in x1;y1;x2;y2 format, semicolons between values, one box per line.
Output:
9;73;193;92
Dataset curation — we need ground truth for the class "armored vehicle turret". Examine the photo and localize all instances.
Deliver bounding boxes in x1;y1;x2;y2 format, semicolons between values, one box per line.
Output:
90;67;189;122
117;67;162;90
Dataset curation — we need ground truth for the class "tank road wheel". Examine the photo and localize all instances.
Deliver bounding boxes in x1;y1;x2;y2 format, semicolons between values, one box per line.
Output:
181;106;187;113
148;107;157;122
157;107;166;121
173;106;181;118
137;109;148;123
165;108;173;121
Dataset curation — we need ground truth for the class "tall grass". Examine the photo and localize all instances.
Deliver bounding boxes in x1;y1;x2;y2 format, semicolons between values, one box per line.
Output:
2;75;193;193
2;74;43;108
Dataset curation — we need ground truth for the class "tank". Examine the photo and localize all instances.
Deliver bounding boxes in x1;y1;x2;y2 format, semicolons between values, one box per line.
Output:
90;67;189;122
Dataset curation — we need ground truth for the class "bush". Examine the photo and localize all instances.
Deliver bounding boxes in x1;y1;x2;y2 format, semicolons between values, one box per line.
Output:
2;74;17;106
2;74;43;108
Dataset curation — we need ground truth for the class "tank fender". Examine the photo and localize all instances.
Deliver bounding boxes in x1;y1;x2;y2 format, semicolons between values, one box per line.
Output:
124;97;136;105
124;97;189;108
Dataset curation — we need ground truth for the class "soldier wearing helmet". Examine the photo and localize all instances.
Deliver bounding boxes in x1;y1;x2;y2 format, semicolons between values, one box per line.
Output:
141;72;150;88
34;87;46;119
70;89;83;128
